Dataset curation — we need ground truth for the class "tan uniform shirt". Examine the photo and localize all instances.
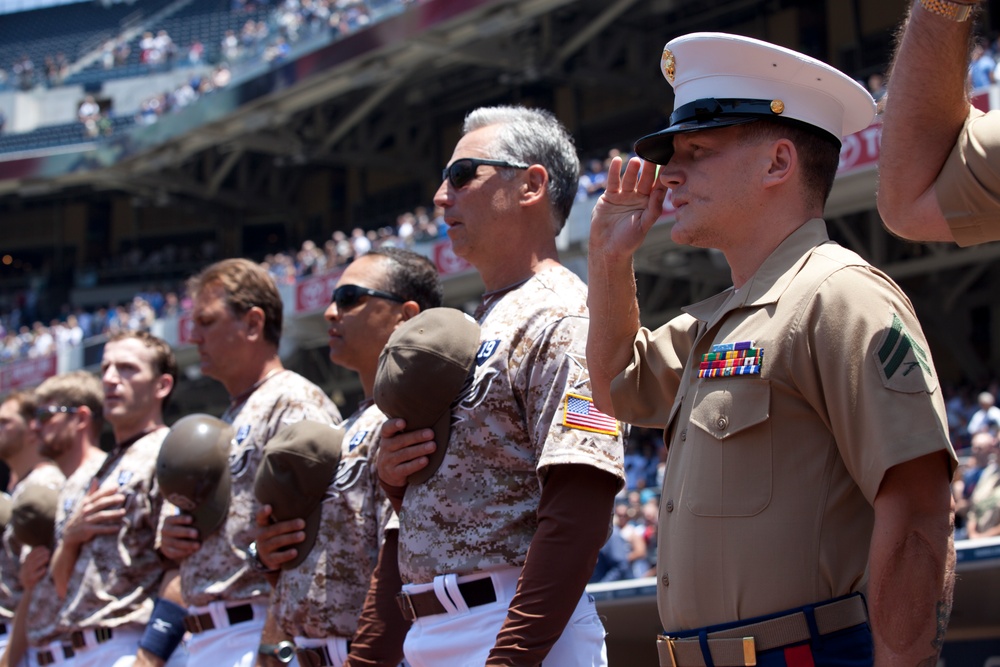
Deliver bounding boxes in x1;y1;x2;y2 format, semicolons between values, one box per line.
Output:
936;107;1000;246
30;454;106;645
54;428;168;635
610;219;956;631
0;464;65;621
399;263;625;584
171;370;341;608
272;400;394;638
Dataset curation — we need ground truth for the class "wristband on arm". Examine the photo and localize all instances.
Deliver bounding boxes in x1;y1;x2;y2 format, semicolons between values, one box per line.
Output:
138;597;188;661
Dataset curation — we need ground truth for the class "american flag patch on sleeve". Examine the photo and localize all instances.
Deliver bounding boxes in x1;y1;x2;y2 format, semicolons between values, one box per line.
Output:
562;393;620;436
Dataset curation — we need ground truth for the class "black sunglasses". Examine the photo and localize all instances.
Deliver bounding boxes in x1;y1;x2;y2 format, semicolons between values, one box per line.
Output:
442;157;530;189
331;284;406;309
35;405;80;423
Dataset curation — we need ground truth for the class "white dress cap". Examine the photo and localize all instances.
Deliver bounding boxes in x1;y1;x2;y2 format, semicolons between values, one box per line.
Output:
635;32;876;164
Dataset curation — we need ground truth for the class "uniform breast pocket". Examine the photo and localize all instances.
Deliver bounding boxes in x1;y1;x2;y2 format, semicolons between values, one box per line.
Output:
685;379;772;517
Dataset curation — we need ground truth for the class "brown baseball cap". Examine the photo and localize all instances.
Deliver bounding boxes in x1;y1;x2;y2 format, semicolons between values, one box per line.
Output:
12;483;59;548
156;413;233;539
374;307;480;485
254;420;344;569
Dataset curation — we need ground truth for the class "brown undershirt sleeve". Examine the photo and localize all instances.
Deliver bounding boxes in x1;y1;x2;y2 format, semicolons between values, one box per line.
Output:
487;464;619;666
345;529;410;667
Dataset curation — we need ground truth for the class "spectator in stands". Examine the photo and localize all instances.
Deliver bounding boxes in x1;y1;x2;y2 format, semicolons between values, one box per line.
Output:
955;431;996;538
78;95;102;138
222;30;240;62
101;40;116;69
969;37;995;89
969;391;1000;436
867;72;886;102
592;503;647;582
577;158;608;201
966;432;1000;539
188;40;205;65
114;39;131;67
12;54;35;91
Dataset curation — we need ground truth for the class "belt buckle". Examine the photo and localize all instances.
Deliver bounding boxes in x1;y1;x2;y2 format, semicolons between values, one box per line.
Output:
396;591;417;622
660;635;678;667
742;637;756;666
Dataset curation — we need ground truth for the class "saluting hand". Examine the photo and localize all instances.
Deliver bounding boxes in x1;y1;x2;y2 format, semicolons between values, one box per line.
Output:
590;156;667;260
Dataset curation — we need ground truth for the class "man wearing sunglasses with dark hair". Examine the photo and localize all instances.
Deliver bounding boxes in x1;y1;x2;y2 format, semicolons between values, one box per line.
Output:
367;106;624;667
252;246;441;667
4;371;108;667
157;259;341;667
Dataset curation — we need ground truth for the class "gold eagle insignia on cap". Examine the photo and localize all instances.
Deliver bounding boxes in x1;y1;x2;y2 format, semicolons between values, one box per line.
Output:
662;48;676;82
770;99;785;114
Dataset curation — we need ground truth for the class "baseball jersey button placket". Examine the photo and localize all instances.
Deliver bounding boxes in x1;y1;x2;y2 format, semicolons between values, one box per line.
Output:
665;499;674;513
715;416;728;431
660;573;669;587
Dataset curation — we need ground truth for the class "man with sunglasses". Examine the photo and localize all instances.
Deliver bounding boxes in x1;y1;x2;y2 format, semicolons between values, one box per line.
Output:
0;391;65;660
34;332;187;667
7;371;109;667
371;106;624;666
253;247;441;667
157;258;341;667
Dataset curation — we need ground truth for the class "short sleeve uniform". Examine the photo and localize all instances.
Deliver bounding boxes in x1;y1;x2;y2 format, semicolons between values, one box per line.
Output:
30;454;106;646
398;263;625;584
609;219;956;631
173;370;341;608
935;107;1000;246
272;400;394;639
54;428;168;635
0;464;65;622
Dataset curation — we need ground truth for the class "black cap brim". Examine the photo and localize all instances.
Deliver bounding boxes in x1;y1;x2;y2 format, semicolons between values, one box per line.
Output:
634;115;762;165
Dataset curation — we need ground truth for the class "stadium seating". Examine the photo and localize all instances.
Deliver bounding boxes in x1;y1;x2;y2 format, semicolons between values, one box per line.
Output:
0;0;179;90
0;115;136;156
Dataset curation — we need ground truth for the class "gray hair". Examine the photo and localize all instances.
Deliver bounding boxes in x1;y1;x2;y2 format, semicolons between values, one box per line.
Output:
463;106;580;233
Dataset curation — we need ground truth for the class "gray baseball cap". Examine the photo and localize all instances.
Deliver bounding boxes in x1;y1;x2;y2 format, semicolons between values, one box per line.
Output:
254;420;344;569
156;413;233;539
374;307;480;485
12;484;59;548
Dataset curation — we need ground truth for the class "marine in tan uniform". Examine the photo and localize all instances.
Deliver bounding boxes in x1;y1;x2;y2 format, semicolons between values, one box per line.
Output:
10;372;108;667
587;33;957;667
371;106;624;667
252;248;442;667
878;0;1000;245
40;332;185;667
157;259;341;667
0;391;64;656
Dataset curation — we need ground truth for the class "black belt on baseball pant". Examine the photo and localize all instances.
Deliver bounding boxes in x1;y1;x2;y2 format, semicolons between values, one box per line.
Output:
396;576;497;621
657;594;869;667
295;641;351;667
183;603;256;634
37;626;115;664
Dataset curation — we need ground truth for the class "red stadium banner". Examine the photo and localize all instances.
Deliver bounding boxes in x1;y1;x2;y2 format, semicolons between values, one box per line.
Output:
837;121;882;176
295;268;346;313
0;354;57;393
177;313;194;346
433;239;473;276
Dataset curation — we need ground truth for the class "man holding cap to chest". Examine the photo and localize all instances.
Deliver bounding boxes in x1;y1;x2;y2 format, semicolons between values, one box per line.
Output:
587;33;956;665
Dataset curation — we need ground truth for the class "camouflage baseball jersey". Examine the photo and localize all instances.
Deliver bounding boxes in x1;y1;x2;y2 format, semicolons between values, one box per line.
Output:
0;464;65;621
172;369;341;608
398;264;625;583
29;453;106;646
272;400;394;638
54;428;169;635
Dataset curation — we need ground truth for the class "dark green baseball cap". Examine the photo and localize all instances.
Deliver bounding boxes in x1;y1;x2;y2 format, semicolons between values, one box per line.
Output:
254;420;344;569
156;413;233;539
374;307;480;485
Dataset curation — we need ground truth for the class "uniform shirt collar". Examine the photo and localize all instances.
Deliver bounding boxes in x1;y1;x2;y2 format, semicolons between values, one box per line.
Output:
682;218;830;325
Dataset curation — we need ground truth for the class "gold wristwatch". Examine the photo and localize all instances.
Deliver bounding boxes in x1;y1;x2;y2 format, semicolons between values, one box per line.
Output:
919;0;976;22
